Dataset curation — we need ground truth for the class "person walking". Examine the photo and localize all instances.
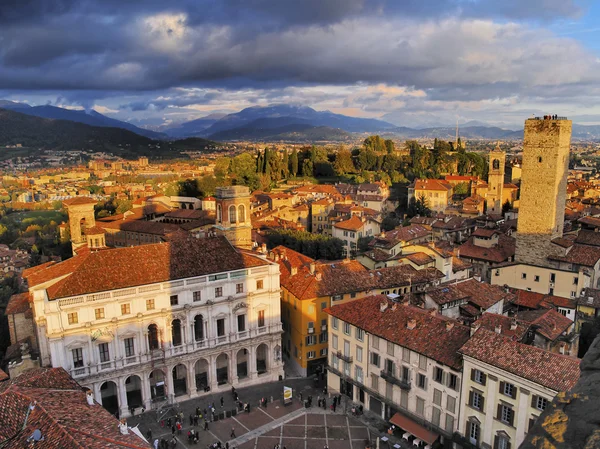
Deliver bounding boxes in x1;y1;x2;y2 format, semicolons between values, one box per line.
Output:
230;426;236;438
147;429;153;442
221;396;224;408
204;419;209;431
153;439;159;449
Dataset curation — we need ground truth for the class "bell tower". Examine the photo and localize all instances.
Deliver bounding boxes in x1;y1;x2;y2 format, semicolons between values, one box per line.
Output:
63;197;97;253
486;144;506;214
214;186;252;249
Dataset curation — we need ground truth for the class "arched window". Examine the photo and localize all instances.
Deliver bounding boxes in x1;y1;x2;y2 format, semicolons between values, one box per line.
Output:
217;204;222;222
148;324;159;350
229;205;237;224
238;204;245;223
194;315;204;341
493;159;500;170
172;319;182;346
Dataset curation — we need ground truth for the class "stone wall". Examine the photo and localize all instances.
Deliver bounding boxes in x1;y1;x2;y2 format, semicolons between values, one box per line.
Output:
7;311;37;350
520;334;600;449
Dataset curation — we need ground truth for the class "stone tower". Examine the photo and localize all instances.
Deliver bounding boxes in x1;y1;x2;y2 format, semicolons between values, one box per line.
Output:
515;117;572;266
63;197;97;253
486;144;506;214
214;186;252;249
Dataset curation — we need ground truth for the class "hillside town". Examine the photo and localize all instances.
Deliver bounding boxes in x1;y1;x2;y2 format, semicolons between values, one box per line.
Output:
0;116;597;449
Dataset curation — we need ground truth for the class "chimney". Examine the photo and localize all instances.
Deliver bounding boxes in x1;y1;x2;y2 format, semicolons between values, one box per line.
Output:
381;231;386;238
316;272;322;281
510;319;517;331
429;309;437;316
445;321;454;331
380;302;388;313
495;325;502;334
470;322;481;336
309;262;316;275
391;303;397;311
407;319;417;330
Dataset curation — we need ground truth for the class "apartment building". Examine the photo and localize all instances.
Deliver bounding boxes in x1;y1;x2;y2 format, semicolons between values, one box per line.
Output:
325;295;471;446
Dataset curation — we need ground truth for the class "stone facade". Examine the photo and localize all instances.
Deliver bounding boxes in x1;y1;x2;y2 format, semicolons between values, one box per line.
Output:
215;186;253;249
487;146;505;214
63;198;97;252
515;119;572;266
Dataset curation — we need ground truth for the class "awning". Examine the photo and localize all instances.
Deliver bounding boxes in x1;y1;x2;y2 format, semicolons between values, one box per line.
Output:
389;412;439;445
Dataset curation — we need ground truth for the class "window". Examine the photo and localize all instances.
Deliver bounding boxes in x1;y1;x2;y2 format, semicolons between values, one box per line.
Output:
68;312;78;325
332;335;338;350
170;295;178;306
321;302;327;310
416;397;425;416
370;352;380;367
124;338;135;357
215;287;223;297
447;395;456;414
319;332;328;343
419;354;427;370
305;335;317;346
502;382;515;398
72;348;83;368
307;351;316;359
472;369;486;385
521;273;527;279
400;390;408;409
418;373;427;390
496;435;511;449
570;291;576;298
356;366;364;384
146;299;155;310
356;328;364;341
192;290;202;302
236;283;244;294
332;317;338;329
308;305;316;314
98;343;110;363
356;346;363;362
237;314;246;332
434;367;444;383
448;373;458;390
445;414;455;433
350;292;356;298
574;277;579;285
534;275;540;282
343;322;351;335
387;341;394;356
550;273;556;282
371;373;379;390
385;359;395;375
471;391;484;410
499;405;514;425
401;366;410;383
320;348;328;357
121;303;130;315
95;308;105;320
469;421;479;445
371;335;379;349
535;396;547;411
216;318;225;337
256;279;264;290
432;407;441;427
257;310;265;327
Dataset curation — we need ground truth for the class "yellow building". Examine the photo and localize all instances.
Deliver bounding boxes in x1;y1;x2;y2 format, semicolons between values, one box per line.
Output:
408;179;453;212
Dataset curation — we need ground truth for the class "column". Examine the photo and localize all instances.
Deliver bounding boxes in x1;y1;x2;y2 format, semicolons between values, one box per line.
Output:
190;321;196;350
209;355;218;392
249;345;258;379
141;372;152;410
186;362;196;398
230;349;238;386
165;365;175;404
118;377;129;418
93;382;102;405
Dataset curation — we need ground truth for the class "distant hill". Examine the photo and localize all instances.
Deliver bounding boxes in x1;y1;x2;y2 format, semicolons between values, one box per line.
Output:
0;101;167;140
164;113;227;138
168;104;395;138
208;123;354;142
0;108;221;158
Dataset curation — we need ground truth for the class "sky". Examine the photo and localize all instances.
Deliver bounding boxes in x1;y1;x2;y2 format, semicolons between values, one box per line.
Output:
0;0;599;129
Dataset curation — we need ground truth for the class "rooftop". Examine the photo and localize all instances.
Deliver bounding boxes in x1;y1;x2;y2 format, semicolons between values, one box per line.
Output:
459;328;579;392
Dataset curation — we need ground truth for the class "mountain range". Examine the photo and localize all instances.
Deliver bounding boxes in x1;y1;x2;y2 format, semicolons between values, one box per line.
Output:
3;100;600;143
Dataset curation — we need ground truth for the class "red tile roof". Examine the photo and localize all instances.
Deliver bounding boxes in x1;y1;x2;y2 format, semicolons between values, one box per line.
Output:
413;179;453;192
474;313;528;340
578;216;600;228
31;236;269;300
575;230;600;247
5;292;31;315
369;225;430;249
459;328;580;392
516;308;573;341
405;252;435;266
97;219;182;236
62;197;98;206
578;288;600;308
326;295;471;369
549;243;600;267
333;215;365;231
457;234;515;263
472;228;500;238
0;368;151;448
428;279;513;310
84;226;106;235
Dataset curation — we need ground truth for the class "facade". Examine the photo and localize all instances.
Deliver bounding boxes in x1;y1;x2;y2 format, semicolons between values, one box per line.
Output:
326;295;471;446
515;118;572;266
409;179;454;213
63;197;98;252
486;146;506;214
332;215;380;256
20;236;283;418
458;329;580;449
215;186;253;249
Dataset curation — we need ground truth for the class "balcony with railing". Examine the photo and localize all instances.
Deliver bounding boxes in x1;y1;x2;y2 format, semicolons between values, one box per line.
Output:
71;366;89;378
336;351;353;364
380;369;411;390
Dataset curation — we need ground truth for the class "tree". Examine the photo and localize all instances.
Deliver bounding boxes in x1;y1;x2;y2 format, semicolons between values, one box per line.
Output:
502;199;512;215
407;194;432;217
453;182;469;196
289;149;299;177
363;135;386;153
301;159;313;177
333;149;355;176
281;151;289;179
381;214;401;231
384;139;395;154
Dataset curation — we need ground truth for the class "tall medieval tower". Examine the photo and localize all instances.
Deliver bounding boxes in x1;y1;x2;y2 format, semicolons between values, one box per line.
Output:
63;197;97;253
515;117;572;266
214;186;253;249
486;144;505;214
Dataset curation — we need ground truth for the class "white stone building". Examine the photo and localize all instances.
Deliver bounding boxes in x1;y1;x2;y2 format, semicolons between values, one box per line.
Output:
23;236;284;417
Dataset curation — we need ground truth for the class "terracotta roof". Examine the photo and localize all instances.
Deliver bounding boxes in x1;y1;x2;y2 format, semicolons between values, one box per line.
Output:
472;228;500;238
413;179;453;192
551;237;574;248
405;252;435;266
62;197;97;206
473;313;528;340
428;279;513;310
578;288;600;308
516;308;573;341
578;216;600;228
0;369;7;382
503;183;519;189
84;226;106;235
510;289;576;310
549;243;600;267
333;215;365;231
326;295;470;369
5;292;31;315
164;209;207;220
33;236;269;300
362;248;394;262
432;216;475;231
575;230;600;247
459;328;580;392
97;219;182;236
369;225;430;249
457;234;515;263
452;256;472;273
0;368;151;448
